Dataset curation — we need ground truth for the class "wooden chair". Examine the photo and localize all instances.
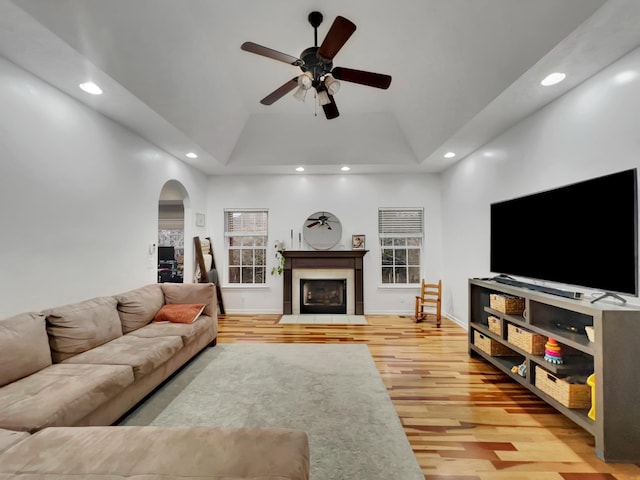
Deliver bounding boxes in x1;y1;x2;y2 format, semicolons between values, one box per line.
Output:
414;279;442;326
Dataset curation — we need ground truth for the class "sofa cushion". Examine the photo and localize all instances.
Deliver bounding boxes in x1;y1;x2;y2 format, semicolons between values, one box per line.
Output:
0;426;310;480
0;428;30;455
62;335;183;380
114;284;165;334
0;312;52;387
161;282;216;317
128;315;215;346
0;364;134;433
44;296;123;363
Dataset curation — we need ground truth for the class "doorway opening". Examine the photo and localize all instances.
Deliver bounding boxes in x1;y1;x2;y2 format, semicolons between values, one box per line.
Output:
158;180;187;283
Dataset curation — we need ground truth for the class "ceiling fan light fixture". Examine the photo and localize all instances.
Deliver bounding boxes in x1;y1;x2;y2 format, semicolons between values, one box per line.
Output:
297;72;313;90
293;86;308;102
241;12;391;119
317;89;330;106
324;74;340;95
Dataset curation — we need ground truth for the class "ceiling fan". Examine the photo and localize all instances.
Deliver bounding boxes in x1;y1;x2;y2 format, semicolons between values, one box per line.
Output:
306;212;335;230
241;11;392;120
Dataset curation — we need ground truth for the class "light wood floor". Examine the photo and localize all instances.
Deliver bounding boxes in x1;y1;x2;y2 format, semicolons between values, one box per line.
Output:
216;314;640;480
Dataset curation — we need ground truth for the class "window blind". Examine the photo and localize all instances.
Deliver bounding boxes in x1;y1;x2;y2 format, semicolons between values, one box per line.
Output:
378;208;424;237
224;209;268;236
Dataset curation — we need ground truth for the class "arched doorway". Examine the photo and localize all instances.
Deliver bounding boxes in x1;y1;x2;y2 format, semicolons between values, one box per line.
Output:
158;180;190;283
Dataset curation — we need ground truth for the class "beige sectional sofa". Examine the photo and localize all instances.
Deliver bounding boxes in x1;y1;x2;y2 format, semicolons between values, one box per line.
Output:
0;282;310;479
0;282;218;432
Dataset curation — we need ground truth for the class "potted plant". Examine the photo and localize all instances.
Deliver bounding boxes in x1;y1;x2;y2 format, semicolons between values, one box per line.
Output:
271;241;286;276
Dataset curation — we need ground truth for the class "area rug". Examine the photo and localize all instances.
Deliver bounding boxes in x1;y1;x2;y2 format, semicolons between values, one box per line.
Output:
119;344;423;480
278;314;368;324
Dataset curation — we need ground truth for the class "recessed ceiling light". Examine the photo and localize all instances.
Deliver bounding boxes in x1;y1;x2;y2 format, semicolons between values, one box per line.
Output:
79;82;103;95
541;72;566;86
341;166;350;171
185;152;198;159
295;167;305;172
444;152;456;159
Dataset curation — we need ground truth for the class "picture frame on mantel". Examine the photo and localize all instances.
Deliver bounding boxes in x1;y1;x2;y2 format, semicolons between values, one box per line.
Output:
352;234;365;250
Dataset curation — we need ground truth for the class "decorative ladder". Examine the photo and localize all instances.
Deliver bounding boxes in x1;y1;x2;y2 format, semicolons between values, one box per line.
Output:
194;236;225;314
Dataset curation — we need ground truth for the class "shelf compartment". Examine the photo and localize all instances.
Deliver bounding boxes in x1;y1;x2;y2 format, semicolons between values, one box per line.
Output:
530;355;593;376
473;330;516;356
470;344;527;384
490;293;525;314
500;312;594;355
534;365;591;409
487;315;502;335
529;300;593;345
507;323;546;355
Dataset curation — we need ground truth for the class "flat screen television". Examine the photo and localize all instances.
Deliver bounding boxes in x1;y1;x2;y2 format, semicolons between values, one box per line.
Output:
490;168;638;296
158;246;175;262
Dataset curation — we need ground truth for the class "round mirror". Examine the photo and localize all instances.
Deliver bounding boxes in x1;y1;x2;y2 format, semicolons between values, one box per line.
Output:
303;211;342;250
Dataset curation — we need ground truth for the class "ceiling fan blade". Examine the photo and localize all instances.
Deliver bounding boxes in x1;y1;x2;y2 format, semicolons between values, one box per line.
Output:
241;42;303;66
306;221;320;228
322;93;340;120
317;16;356;62
260;78;298;105
332;67;392;89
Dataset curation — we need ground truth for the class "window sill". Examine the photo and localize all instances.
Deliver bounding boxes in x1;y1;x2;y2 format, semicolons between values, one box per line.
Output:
377;284;420;289
221;284;270;289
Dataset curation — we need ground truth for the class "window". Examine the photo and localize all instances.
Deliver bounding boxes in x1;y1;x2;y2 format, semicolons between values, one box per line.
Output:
378;208;423;284
224;209;268;284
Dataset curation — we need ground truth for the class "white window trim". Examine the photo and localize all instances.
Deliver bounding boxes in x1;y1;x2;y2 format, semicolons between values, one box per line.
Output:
224;208;269;285
378;207;424;286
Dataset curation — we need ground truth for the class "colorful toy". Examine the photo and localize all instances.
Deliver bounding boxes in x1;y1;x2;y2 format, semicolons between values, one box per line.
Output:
544;337;563;364
511;362;527;377
587;373;596;420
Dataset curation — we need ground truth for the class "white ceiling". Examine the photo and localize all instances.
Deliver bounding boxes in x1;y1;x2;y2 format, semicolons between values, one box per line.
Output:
1;0;640;176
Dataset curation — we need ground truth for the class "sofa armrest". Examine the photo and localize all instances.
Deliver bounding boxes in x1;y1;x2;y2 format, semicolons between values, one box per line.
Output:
160;283;216;318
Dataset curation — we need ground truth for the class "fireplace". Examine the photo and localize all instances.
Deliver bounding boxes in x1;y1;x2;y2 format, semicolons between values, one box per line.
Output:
282;250;367;315
300;279;347;314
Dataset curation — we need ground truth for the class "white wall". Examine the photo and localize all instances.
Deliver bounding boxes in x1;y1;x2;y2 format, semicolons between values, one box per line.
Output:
5;42;639;321
207;174;443;314
441;45;640;325
0;56;209;317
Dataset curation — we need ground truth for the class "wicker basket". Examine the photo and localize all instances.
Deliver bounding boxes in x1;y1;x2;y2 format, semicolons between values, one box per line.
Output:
535;366;591;409
474;331;514;356
490;294;525;315
507;323;546;355
487;316;502;335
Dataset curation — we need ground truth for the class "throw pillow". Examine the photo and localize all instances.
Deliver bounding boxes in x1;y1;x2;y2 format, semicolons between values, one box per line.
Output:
153;303;205;324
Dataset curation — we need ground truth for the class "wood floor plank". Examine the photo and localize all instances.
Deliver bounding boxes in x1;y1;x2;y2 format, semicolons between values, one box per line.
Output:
216;314;640;479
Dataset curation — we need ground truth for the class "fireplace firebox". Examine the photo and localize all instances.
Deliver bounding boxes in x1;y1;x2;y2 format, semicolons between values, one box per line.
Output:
300;279;347;314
